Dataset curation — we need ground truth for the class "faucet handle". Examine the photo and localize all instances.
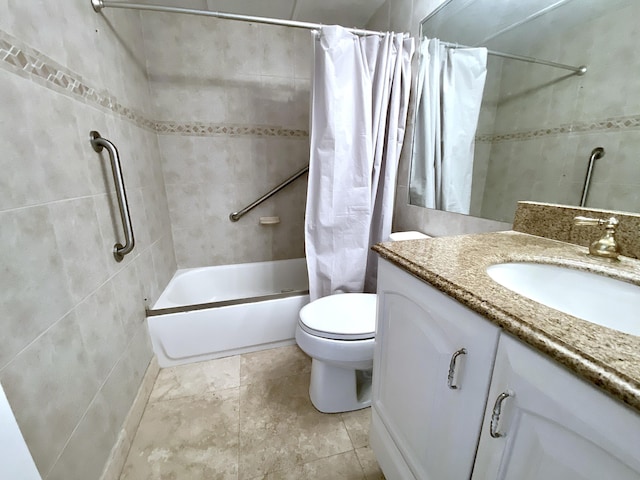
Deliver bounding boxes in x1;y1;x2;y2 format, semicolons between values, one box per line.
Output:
573;216;619;228
573;216;620;260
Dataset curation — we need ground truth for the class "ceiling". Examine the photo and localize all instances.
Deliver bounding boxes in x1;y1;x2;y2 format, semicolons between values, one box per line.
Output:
422;0;633;53
131;0;387;28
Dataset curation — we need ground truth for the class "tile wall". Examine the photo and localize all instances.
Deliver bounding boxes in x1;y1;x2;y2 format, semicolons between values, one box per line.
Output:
469;55;503;218
0;2;176;479
140;13;311;268
479;2;640;222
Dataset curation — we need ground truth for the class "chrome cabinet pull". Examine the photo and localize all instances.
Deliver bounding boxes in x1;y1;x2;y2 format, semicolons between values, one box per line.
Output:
447;348;467;389
490;390;514;438
90;131;135;262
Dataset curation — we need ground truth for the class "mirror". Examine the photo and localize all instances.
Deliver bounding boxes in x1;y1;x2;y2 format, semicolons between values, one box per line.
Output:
411;0;640;223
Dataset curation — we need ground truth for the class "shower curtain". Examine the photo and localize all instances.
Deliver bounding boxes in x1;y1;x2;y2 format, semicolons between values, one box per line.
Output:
409;38;487;214
305;26;414;300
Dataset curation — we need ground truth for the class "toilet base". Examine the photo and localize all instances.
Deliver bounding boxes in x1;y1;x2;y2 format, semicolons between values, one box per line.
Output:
309;359;372;413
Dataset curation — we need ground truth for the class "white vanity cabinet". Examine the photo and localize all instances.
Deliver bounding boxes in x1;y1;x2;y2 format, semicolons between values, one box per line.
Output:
372;259;640;480
371;259;501;479
473;333;640;480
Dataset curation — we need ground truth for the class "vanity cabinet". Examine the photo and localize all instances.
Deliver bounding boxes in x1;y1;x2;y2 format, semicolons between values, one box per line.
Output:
473;334;640;479
372;259;640;480
371;259;501;479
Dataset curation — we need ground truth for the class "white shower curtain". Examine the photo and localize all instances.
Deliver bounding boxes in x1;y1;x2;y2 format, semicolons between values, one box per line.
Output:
305;26;414;300
409;38;487;214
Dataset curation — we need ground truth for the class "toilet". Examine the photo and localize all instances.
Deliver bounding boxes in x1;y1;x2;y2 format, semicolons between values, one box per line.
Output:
296;231;430;413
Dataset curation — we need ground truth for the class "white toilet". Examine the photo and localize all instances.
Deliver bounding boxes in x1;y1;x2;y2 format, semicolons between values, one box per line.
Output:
296;231;429;413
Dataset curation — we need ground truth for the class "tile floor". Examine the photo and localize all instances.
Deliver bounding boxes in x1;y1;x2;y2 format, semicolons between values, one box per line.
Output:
120;345;385;479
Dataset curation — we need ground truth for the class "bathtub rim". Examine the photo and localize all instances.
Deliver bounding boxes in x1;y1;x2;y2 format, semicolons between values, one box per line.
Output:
146;288;310;317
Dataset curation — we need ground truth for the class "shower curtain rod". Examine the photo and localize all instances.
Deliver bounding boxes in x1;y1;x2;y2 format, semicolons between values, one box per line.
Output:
90;0;385;36
90;1;584;74
441;41;587;75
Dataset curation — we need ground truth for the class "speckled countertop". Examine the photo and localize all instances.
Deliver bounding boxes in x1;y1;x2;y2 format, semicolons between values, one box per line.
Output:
374;231;640;412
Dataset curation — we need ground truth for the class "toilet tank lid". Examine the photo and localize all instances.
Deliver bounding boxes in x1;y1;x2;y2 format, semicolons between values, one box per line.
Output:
299;293;377;338
389;231;430;241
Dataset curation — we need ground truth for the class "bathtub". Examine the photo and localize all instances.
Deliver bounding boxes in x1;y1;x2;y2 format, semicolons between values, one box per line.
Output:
147;258;309;367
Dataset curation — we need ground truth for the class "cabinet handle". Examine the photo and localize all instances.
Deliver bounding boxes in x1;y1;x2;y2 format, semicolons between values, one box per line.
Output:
490;390;514;438
447;348;467;389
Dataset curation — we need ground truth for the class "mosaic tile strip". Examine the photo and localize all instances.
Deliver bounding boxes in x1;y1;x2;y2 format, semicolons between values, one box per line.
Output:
154;121;308;138
0;29;308;139
476;114;640;144
0;29;154;131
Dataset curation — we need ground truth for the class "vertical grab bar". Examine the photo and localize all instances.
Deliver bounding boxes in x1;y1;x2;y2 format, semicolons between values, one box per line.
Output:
90;131;135;262
580;147;605;207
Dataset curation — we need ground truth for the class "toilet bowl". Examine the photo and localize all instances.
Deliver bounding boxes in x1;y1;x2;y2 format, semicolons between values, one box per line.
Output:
296;293;377;413
297;231;430;413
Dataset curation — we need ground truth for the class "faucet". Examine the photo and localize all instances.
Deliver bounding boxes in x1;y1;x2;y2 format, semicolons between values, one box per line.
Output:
573;216;621;260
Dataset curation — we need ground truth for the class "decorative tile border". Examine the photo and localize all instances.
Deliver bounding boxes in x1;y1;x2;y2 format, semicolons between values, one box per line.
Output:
154;121;307;138
0;29;308;139
477;114;640;144
0;30;155;131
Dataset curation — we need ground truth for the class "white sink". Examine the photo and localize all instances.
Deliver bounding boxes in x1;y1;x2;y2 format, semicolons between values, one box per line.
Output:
486;262;640;336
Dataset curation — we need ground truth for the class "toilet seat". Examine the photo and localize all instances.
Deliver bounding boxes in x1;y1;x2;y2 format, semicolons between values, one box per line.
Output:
298;293;377;341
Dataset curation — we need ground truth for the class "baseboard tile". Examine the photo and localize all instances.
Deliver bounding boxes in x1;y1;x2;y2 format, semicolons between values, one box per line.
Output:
99;356;160;480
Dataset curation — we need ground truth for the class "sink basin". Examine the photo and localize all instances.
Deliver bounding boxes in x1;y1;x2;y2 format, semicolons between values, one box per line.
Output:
486;262;640;336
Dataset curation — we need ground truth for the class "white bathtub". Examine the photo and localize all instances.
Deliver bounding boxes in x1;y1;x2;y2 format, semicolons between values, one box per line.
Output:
147;258;309;367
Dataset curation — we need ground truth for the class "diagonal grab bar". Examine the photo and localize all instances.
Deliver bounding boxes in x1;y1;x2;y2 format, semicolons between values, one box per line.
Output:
90;131;135;262
580;147;605;207
229;165;309;222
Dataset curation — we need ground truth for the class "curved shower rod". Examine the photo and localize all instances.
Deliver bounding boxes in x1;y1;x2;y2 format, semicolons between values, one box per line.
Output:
91;0;386;36
441;41;587;75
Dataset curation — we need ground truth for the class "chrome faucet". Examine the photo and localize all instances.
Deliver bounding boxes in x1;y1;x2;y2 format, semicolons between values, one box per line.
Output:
573;216;620;260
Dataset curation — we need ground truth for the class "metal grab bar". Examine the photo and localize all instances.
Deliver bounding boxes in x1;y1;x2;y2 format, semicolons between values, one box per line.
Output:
229;165;309;222
90;131;135;262
580;147;605;207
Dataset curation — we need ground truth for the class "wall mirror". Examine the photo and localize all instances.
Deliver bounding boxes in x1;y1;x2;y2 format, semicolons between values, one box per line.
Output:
410;0;640;223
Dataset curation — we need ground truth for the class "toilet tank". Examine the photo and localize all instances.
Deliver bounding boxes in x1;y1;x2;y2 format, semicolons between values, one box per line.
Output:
389;231;430;241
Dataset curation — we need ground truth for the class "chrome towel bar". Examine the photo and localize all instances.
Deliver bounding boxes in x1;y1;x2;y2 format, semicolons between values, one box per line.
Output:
90;131;135;262
230;165;309;222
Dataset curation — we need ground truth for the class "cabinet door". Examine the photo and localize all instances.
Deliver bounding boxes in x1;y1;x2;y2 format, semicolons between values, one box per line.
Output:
473;333;640;480
373;260;500;480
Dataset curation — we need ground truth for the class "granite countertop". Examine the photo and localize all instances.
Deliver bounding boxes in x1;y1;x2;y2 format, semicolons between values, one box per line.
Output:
373;230;640;413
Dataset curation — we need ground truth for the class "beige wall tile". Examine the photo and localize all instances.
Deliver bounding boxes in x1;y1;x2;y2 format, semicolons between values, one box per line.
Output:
75;280;129;383
49;197;111;303
0;310;100;474
1;2;175;478
47;391;120;480
0;206;72;369
143;13;309;268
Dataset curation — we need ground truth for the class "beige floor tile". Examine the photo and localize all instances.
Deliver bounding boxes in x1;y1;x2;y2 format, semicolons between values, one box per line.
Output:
355;446;385;480
149;355;241;402
255;451;366;479
123;348;385;480
238;373;353;479
120;387;240;480
341;408;372;449
240;345;311;386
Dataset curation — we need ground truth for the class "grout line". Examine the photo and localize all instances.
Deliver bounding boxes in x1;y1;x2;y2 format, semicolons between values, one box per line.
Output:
354;446;371;480
107;356;160;480
0;233;170;374
43;327;153;479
